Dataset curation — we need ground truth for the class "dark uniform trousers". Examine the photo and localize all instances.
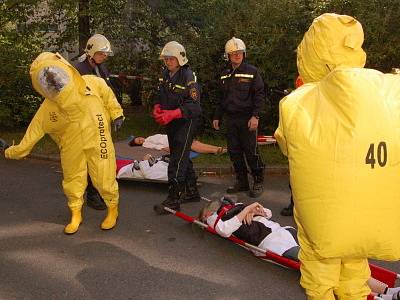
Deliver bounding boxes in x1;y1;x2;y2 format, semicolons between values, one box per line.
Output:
166;117;199;188
226;115;264;177
215;62;265;182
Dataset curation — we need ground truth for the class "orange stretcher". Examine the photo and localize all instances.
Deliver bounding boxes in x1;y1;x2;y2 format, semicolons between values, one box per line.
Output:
257;135;276;145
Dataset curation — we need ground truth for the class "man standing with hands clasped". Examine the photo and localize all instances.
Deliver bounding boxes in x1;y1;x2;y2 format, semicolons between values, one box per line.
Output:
152;41;202;215
213;37;265;198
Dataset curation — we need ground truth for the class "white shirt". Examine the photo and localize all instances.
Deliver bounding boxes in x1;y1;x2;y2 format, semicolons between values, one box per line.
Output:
206;207;298;256
116;159;168;181
142;134;169;150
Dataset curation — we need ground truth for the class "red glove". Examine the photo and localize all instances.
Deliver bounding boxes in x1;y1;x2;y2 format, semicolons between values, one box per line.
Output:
152;104;162;118
155;108;182;125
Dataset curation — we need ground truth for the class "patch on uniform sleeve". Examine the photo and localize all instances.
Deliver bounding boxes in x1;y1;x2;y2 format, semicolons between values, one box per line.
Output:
190;88;199;101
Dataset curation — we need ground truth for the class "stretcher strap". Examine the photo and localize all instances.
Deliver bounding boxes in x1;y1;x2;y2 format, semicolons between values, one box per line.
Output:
213;205;234;229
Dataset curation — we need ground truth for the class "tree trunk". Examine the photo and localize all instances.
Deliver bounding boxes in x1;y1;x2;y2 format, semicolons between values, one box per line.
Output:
78;0;90;54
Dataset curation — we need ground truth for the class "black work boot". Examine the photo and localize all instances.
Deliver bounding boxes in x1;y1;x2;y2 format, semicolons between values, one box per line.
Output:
86;185;107;210
154;182;182;215
280;197;294;216
181;181;201;203
249;173;264;198
226;173;250;194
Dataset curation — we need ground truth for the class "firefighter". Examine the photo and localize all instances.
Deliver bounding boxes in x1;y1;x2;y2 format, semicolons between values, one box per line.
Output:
213;37;265;198
152;41;202;215
74;34;124;211
74;34;120;98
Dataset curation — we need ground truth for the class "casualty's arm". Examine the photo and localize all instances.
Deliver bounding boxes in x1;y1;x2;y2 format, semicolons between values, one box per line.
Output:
5;106;46;159
213;215;242;238
211;203;266;237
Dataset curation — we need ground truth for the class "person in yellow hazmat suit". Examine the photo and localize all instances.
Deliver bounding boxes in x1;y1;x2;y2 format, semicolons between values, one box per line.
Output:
275;13;400;300
1;52;123;234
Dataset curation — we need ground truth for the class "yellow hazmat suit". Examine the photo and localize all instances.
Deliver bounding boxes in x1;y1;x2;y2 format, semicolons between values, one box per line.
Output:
5;52;123;234
275;13;400;299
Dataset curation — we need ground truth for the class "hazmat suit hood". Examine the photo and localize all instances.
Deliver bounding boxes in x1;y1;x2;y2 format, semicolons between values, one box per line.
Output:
30;52;87;107
297;13;366;83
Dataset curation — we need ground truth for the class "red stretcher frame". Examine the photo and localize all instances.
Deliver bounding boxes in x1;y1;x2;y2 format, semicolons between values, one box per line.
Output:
163;205;399;300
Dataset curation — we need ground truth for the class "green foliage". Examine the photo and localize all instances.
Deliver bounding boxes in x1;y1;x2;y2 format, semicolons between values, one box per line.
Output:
2;0;400;133
0;1;47;128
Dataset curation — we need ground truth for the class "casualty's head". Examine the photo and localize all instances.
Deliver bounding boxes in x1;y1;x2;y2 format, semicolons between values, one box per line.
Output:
128;135;145;147
225;37;246;67
198;200;221;222
297;13;366;83
160;41;188;73
30;52;86;101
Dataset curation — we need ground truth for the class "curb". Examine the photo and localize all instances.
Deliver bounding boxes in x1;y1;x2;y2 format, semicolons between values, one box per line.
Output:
28;152;289;176
196;165;288;176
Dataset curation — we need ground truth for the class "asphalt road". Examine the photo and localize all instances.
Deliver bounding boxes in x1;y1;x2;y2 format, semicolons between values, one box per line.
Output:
0;157;399;300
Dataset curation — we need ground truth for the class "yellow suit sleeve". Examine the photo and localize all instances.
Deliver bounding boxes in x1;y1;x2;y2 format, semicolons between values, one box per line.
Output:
274;97;288;157
5;105;46;160
97;78;124;121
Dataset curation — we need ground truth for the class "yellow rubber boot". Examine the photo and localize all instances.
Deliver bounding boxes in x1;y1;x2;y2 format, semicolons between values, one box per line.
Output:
101;205;118;230
64;208;82;234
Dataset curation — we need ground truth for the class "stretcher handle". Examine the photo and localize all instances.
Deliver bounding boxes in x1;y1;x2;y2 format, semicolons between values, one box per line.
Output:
109;74;152;81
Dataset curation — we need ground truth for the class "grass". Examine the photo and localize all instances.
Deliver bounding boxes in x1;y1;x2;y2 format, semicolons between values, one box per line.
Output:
0;106;288;165
191;143;287;165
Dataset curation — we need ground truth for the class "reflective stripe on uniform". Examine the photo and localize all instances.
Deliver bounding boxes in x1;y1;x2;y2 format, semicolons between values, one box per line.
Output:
159;78;163;82
235;73;254;78
174;84;185;90
220;73;254;80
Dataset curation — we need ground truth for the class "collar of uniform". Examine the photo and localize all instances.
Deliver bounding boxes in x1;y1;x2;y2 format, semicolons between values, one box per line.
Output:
224;62;246;74
84;58;96;70
232;62;246;73
162;65;187;82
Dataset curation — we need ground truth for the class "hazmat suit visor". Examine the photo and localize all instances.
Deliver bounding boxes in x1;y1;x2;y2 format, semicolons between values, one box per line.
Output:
36;66;71;100
296;13;367;83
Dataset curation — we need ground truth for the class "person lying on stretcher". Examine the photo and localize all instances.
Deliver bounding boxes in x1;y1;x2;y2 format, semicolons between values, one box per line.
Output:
128;134;227;155
198;198;400;300
116;154;169;181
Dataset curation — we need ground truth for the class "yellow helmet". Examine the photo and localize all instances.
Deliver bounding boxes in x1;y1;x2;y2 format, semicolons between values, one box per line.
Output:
225;37;246;59
160;41;188;66
85;34;113;58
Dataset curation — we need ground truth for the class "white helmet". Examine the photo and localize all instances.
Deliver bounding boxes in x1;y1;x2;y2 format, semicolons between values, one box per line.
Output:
225;37;246;60
391;68;400;74
160;41;188;66
85;34;113;58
